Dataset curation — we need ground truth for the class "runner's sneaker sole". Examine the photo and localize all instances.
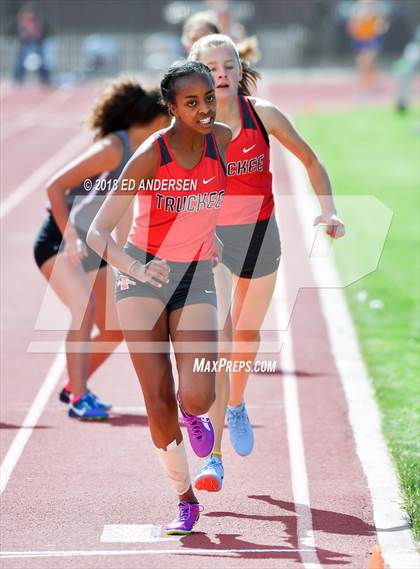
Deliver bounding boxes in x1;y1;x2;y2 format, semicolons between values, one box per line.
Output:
194;475;222;492
164;529;193;536
79;416;108;421
68;414;108;421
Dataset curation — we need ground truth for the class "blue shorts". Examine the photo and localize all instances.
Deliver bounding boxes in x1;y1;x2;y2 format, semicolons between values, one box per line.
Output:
353;36;383;52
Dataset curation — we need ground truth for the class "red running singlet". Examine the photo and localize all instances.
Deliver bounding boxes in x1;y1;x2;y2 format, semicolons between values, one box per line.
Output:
218;96;274;226
129;132;227;262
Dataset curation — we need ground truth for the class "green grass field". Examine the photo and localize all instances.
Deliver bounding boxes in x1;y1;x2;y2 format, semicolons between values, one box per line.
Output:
296;106;420;539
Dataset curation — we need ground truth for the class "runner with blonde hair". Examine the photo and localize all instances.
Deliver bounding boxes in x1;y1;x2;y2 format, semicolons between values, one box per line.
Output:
190;34;345;491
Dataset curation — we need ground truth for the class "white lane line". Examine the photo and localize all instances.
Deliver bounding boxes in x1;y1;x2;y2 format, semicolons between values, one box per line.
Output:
0;548;312;559
0;130;87;220
104;404;283;415
276;267;322;569
0;351;66;496
283;148;420;568
101;524;179;543
110;406;148;414
0;82;13;101
26;340;281;353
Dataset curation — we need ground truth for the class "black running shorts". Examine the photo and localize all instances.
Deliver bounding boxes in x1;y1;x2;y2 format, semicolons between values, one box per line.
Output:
216;216;281;279
33;214;107;273
115;242;217;313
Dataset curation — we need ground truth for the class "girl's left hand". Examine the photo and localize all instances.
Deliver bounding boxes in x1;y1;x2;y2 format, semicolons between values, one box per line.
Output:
313;213;346;239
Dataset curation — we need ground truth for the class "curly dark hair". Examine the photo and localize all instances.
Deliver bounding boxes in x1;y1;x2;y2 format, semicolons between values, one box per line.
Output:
160;60;214;106
88;78;168;140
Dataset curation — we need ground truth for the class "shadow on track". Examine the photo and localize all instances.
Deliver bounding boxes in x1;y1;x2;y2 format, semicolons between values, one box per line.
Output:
176;493;377;564
179;531;349;565
0;423;51;430
105;413;149;427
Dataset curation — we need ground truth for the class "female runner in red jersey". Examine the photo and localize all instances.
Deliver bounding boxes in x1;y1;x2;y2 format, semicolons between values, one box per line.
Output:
34;79;169;420
88;61;231;534
189;34;345;491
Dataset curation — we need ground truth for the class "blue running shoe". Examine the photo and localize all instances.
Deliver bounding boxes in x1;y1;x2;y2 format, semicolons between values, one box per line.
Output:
226;402;254;456
59;387;112;410
68;392;109;421
194;455;224;492
86;390;112;411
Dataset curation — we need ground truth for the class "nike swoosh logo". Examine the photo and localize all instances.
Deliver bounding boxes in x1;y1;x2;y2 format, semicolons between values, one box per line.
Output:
203;176;216;185
71;405;86;416
204;290;215;294
243;144;256;154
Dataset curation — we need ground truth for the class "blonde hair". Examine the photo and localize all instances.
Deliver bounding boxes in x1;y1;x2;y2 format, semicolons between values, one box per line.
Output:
189;33;260;96
236;36;261;64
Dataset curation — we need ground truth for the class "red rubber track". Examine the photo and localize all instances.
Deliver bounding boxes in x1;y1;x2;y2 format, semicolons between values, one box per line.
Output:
0;77;395;569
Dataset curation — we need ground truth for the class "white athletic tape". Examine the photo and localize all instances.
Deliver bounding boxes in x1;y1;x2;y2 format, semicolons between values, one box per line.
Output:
166;440;178;451
155;440;191;495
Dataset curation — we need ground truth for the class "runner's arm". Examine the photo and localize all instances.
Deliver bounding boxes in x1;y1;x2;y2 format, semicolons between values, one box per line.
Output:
46;135;122;240
255;99;345;239
213;122;233;163
87;142;170;287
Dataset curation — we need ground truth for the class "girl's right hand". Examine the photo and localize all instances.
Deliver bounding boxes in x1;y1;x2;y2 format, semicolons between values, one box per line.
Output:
130;258;170;288
64;233;87;265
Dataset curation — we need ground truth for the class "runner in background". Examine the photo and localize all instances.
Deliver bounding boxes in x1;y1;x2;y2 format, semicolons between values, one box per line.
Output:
13;4;53;85
182;10;260;64
190;34;345;491
34;79;169;420
347;0;389;96
181;11;220;55
182;19;261;488
88;61;231;533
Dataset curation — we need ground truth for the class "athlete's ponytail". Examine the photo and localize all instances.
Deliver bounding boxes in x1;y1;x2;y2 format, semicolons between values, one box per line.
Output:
88;78;168;140
236;36;261;64
238;60;260;97
236;35;261;96
189;33;261;97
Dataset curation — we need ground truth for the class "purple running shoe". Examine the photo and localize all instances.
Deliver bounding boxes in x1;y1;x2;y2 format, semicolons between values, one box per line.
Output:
178;395;214;457
165;502;202;535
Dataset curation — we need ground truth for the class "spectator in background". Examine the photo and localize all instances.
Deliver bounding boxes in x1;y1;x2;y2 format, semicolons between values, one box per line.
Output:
207;0;246;42
181;11;220;55
393;27;420;113
347;0;389;94
13;4;53;85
